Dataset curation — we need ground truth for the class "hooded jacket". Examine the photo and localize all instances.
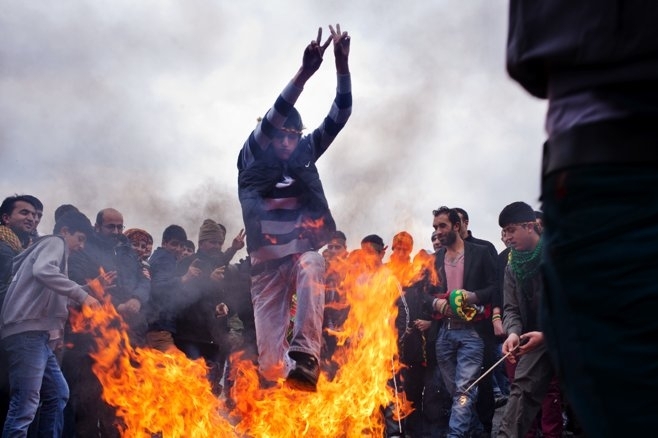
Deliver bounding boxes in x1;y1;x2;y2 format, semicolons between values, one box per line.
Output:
0;235;90;339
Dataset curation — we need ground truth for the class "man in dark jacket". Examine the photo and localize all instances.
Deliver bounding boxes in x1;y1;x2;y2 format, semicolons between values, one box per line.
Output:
507;2;658;436
64;208;150;437
237;24;352;391
431;206;497;438
174;219;232;395
146;224;200;353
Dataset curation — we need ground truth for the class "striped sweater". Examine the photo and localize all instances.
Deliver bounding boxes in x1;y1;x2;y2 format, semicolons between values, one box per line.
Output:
238;73;352;266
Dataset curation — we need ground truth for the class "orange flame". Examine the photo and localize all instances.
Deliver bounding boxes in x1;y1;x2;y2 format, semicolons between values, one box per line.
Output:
72;248;420;437
70;277;235;437
301;217;325;230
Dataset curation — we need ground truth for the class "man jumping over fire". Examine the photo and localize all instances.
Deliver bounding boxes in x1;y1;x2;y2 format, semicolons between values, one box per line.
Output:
237;24;351;391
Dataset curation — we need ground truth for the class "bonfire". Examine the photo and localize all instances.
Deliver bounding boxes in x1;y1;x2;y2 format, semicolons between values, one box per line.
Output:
70;250;437;437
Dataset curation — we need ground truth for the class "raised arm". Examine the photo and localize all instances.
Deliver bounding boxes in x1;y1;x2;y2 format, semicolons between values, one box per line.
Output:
292;27;333;88
329;23;350;75
240;26;350;164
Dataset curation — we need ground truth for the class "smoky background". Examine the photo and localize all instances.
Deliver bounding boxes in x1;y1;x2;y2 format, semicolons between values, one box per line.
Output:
0;1;545;257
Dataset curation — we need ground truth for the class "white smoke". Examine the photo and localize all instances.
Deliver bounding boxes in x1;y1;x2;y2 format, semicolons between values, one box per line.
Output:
0;1;546;256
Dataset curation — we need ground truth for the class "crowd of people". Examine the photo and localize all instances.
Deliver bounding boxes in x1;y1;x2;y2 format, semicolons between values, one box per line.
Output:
0;195;256;437
0;190;579;438
3;3;658;436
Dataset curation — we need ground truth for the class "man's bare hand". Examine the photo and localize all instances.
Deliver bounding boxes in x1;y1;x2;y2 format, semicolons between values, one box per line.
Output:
518;331;543;355
97;270;117;290
215;303;229;318
493;317;505;337
329;23;350;73
182;266;202;283
502;332;521;363
83;295;101;310
414;319;432;331
302;27;332;73
210;266;226;282
231;229;246;251
117;298;141;316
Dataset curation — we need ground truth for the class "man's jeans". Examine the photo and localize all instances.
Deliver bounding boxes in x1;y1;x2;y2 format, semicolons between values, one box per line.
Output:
1;331;69;438
541;164;658;438
436;326;484;438
251;251;325;381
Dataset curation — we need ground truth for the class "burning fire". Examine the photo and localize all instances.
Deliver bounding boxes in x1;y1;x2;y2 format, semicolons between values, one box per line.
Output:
70;276;234;437
70;247;438;437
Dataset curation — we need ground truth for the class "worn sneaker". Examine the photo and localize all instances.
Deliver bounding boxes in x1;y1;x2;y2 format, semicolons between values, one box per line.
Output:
285;352;319;392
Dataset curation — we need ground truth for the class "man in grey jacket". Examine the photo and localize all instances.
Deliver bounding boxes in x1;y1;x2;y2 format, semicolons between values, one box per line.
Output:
0;211;100;438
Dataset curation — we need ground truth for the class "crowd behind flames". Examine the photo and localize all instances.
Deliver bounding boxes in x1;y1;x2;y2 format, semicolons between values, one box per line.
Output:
0;193;581;437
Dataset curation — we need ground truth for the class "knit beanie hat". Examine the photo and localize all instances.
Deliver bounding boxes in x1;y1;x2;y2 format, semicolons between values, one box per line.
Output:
198;219;225;243
498;202;536;227
124;228;153;244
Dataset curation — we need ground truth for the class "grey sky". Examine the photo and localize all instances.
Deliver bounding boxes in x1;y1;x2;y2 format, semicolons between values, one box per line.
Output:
1;1;546;256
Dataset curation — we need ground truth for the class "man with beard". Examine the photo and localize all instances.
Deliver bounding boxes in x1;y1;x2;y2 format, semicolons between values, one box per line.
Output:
237;24;351;391
431;206;497;438
454;207;500;432
63;208;150;438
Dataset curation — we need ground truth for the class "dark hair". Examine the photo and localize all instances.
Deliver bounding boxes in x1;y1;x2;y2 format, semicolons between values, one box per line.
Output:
283;107;304;132
162;224;187;243
54;204;79;222
53;211;94;236
331;230;347;242
21;195;43;212
184;239;195;251
0;195;40;224
432;206;461;228
361;234;385;251
498;201;536;228
454;207;468;222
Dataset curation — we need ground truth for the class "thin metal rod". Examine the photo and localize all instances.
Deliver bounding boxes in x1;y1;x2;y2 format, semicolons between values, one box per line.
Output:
463;343;519;395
